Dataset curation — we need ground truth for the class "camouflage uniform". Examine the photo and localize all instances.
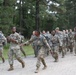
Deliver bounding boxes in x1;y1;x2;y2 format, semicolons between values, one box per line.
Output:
62;32;68;54
56;31;65;58
49;34;60;62
0;33;6;63
8;32;25;71
74;32;76;55
68;32;74;53
31;35;39;57
42;32;51;55
65;32;69;51
24;34;51;73
19;34;26;57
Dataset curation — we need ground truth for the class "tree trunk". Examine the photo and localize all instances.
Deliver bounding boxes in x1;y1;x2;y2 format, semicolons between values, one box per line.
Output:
35;0;40;30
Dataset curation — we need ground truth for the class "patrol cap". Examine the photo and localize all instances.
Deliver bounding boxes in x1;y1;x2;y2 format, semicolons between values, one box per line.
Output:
55;27;59;30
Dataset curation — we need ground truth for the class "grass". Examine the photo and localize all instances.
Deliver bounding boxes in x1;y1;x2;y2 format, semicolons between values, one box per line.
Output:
1;44;34;60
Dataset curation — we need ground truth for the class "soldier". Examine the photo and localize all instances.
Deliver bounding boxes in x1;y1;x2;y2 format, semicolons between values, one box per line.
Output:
31;31;39;57
19;32;26;57
74;27;76;55
49;30;60;62
68;29;74;53
7;27;25;71
62;30;67;54
65;29;69;52
0;31;6;63
55;27;65;58
20;30;52;73
42;30;51;56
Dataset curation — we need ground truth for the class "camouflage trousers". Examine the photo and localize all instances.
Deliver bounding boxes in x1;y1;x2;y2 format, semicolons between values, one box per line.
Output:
36;47;47;68
8;46;22;65
63;43;67;54
51;46;59;61
32;45;39;57
74;41;76;54
68;42;74;53
0;46;3;57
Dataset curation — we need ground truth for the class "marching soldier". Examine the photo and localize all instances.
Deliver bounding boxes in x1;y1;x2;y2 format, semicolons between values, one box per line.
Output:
42;30;51;56
7;27;25;71
20;30;52;73
0;31;6;63
74;27;76;55
19;32;26;57
62;30;67;54
49;30;60;62
31;31;39;57
68;29;74;53
55;27;65;58
65;29;69;52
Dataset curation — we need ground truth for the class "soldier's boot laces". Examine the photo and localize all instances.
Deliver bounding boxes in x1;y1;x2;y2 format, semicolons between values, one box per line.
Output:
8;64;14;71
17;58;25;68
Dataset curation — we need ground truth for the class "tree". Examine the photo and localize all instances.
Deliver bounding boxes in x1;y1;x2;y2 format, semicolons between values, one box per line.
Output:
0;0;16;35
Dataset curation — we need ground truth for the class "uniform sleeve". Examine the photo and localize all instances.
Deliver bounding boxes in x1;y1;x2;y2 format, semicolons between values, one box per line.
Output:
57;36;63;46
23;36;36;45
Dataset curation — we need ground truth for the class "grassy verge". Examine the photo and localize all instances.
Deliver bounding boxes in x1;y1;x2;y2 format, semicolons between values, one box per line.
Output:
1;44;34;60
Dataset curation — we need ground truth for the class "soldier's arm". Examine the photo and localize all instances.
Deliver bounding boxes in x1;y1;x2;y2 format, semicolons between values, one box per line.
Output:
20;37;35;46
10;38;19;44
8;34;20;44
58;36;63;46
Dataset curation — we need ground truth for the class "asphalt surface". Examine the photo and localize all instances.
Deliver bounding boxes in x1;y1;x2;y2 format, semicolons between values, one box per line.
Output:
0;52;76;75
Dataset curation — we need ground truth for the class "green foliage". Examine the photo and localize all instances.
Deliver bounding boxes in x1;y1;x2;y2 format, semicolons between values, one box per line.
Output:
0;0;16;35
0;0;76;37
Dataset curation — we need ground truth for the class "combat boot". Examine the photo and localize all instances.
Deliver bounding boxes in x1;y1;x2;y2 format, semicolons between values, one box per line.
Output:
35;67;39;73
8;64;14;71
53;52;58;62
17;58;25;68
2;57;5;63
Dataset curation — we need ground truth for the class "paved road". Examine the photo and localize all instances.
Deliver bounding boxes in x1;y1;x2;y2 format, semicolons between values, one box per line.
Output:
0;52;76;75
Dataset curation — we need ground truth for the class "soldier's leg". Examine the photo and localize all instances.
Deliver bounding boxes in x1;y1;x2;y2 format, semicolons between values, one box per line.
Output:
15;49;25;68
41;57;47;70
52;46;59;62
64;43;67;55
20;46;26;57
35;56;41;73
69;43;73;53
0;48;5;63
35;46;38;57
60;46;65;58
8;50;14;71
74;41;76;55
33;46;38;57
52;52;58;62
59;46;62;53
35;47;47;73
